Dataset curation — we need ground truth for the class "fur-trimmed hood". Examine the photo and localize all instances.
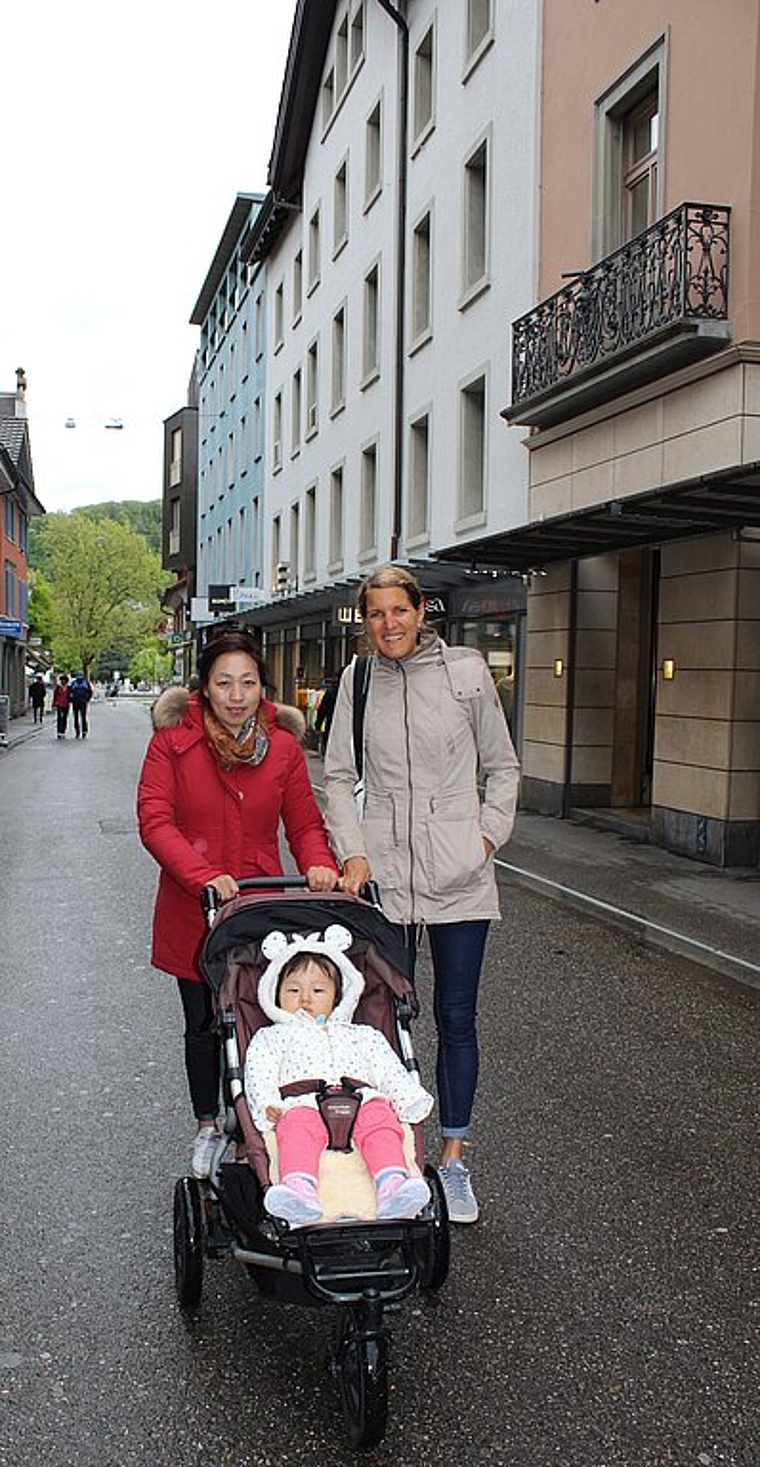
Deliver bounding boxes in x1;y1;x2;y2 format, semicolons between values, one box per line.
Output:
150;685;306;741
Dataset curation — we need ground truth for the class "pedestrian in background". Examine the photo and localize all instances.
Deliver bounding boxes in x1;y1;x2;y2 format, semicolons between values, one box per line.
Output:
137;627;339;1181
324;565;520;1224
29;676;46;724
69;673;93;739
52;674;71;739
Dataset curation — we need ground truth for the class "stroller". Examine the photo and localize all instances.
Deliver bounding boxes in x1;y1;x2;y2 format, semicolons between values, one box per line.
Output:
172;877;450;1452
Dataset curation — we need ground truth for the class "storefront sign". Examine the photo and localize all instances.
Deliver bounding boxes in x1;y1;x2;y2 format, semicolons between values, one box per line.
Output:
207;584;236;614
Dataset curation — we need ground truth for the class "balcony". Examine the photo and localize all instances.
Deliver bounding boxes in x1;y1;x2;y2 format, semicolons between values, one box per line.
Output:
506;203;731;430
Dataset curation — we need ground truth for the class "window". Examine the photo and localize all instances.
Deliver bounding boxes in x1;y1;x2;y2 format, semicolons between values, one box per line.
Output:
253;395;262;460
362;262;380;385
273;281;284;350
465;0;492;66
365;98;382;208
459;373;486;520
329;465;344;569
413;24;435;145
169;427;182;486
4;497;15;541
334;156;349;256
306;338;319;436
336;14;349;98
411;209;432;345
360;441;378;556
462;134;490;301
322;68;335;130
304;484;317;578
254;290;265;358
408;414;429;542
293;249;303;323
350;4;365;72
271;516;281;591
273;391;282;472
238;506;247;583
5;559;17;616
290;502;300;589
308;206;321;294
622;90;659;240
291;368;302;456
593;39;666;256
332;304;347;414
252;496;261;585
168;497;181;557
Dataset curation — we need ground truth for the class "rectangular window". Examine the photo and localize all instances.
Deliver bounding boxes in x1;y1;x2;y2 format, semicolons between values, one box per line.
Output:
306;338;319;436
333;156;349;256
593;40;666;257
329;465;344;569
293;249;303;323
335;14;349;97
273;391;282;472
462;135;489;299
304;484;317;578
169;497;181;556
362;262;380;384
332;304;346;414
290;501;300;589
308;206;321;294
291;368;302;456
253;395;262;460
411;209;432;344
459;373;486;519
413;24;435;144
252;496;261;585
4;497;15;541
322;68;335;130
350;4;365;72
254;290;265;358
169;427;182;486
623;90;659;240
466;0;492;66
5;559;16;617
238;506;247;583
365;98;382;208
271;516;281;591
273;280;284;350
408;414;429;542
360;442;378;556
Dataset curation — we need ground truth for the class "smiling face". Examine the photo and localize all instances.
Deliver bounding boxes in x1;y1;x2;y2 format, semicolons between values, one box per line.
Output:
277;958;339;1019
362;585;426;661
204;651;262;735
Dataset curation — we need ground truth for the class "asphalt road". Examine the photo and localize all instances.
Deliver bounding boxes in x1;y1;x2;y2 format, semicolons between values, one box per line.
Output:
0;701;757;1467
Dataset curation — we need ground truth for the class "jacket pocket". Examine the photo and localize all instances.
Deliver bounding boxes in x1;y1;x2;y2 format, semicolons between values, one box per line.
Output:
427;794;485;894
363;794;403;891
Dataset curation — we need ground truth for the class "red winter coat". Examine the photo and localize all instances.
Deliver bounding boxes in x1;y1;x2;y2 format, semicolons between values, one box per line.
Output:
137;688;338;981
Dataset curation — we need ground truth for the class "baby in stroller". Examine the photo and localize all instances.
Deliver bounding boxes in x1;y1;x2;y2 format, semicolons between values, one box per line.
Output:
244;923;433;1226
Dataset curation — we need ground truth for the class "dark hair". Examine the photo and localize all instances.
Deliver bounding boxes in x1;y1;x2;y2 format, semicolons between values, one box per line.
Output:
357;564;424;619
196;629;272;697
275;950;342;1006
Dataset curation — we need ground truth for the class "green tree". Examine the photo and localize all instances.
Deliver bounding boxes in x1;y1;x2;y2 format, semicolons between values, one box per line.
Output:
129;640;174;689
35;513;169;677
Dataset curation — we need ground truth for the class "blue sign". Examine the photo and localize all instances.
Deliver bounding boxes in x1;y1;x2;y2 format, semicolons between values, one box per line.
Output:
0;619;22;638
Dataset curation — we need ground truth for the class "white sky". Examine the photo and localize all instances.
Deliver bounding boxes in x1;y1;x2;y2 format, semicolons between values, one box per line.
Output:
2;0;298;513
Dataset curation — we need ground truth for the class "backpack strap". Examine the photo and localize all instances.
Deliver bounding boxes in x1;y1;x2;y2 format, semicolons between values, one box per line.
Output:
352;655;371;781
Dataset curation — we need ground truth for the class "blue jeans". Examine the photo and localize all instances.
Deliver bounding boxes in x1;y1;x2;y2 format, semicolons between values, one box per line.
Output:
393;921;489;1138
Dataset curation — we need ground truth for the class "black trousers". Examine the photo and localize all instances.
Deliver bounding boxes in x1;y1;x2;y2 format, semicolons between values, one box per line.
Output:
56;707;69;736
177;978;219;1121
72;703;89;736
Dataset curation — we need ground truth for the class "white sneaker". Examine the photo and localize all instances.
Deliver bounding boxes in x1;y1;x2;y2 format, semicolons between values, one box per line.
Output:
438;1159;479;1223
191;1126;219;1179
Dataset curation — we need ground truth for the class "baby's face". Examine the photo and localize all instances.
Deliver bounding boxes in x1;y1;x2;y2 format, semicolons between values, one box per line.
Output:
278;960;337;1019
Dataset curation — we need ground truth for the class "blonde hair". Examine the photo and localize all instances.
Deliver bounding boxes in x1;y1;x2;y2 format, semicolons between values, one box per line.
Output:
357;564;423;619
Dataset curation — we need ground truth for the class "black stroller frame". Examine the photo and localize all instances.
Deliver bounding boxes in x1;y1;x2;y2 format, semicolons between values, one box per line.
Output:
172;878;450;1452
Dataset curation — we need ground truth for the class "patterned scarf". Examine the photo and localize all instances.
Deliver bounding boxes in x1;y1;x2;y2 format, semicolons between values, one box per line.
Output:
202;705;270;769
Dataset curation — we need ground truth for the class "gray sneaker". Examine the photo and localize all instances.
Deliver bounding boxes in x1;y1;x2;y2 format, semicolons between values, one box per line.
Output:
438;1159;479;1223
191;1125;219;1179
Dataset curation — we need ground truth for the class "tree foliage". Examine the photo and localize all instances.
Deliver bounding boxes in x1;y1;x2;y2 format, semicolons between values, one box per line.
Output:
31;513;170;677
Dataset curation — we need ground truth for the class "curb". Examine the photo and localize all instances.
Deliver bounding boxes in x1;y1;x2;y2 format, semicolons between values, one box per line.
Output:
497;859;760;994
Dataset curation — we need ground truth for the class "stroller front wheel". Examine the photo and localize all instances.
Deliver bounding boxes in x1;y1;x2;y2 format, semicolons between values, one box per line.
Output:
173;1176;206;1312
336;1304;389;1452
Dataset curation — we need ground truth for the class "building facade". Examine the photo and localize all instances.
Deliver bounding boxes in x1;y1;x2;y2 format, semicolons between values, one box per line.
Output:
440;0;760;866
0;370;44;718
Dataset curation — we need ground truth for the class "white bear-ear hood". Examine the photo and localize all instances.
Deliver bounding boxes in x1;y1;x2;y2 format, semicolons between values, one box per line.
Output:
258;925;364;1024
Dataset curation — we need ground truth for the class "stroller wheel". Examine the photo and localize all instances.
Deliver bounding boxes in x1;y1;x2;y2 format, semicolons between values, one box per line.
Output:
421;1164;451;1292
173;1177;206;1312
336;1306;389;1452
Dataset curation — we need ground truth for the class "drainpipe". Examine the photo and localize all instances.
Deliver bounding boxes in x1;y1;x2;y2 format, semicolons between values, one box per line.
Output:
561;559;579;820
375;0;409;561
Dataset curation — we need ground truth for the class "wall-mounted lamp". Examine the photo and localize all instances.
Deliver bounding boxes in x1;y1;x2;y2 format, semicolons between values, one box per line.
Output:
662;658;676;681
553;658;564;678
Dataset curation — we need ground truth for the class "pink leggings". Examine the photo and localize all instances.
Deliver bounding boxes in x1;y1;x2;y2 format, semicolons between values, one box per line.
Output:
276;1098;406;1181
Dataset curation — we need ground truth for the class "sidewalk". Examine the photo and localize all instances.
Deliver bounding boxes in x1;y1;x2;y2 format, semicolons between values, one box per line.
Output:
305;751;760;994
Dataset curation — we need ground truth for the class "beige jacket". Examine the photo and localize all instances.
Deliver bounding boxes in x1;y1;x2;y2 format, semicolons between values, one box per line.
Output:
323;631;520;925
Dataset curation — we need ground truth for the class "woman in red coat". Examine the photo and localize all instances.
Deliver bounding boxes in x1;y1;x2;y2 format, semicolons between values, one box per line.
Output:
137;627;339;1178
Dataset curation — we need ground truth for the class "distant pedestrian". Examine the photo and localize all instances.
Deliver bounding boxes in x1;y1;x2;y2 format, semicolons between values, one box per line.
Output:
29;676;46;724
69;673;93;738
52;674;71;739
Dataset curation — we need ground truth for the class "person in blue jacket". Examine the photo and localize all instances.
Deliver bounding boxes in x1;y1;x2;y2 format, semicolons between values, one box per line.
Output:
69;673;93;739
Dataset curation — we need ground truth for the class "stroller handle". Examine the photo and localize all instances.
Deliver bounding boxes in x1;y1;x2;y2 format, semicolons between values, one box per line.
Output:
200;875;383;924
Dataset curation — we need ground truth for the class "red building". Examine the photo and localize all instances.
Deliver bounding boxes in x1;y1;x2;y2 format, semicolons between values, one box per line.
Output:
0;370;45;718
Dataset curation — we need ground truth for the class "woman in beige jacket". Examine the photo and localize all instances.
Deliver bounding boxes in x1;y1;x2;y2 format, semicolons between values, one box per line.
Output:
324;566;520;1222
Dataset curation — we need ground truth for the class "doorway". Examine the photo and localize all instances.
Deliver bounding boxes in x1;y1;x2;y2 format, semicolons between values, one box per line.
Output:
610;547;659;812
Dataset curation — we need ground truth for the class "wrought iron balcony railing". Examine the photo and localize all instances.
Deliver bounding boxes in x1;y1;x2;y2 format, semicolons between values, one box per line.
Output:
510;203;731;419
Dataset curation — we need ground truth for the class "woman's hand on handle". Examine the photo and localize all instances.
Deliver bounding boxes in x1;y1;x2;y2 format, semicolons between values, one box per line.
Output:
306;865;341;892
339;855;372;896
209;873;240;902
